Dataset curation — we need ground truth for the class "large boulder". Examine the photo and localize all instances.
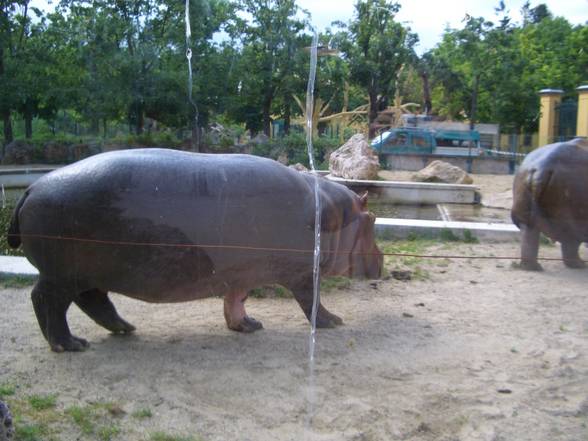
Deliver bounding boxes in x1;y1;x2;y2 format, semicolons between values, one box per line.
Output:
329;134;380;180
2;140;38;165
412;160;473;185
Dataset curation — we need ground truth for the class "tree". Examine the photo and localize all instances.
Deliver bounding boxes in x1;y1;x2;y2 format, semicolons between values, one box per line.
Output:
234;0;308;137
333;0;416;138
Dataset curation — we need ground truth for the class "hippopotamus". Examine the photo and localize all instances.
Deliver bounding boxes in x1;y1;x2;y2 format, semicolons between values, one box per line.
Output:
8;148;383;352
511;138;588;270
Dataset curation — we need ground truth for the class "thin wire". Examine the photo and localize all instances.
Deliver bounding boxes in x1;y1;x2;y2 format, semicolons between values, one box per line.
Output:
7;233;576;262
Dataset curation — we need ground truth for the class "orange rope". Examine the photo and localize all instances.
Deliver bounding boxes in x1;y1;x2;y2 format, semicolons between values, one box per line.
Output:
7;233;576;262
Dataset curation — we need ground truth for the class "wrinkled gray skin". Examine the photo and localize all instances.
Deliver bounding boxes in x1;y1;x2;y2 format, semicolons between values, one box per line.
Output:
0;401;14;441
8;149;383;352
511;138;588;271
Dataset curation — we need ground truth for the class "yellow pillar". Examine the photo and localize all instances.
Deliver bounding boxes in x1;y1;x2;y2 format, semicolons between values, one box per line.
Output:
538;89;563;147
577;85;588;138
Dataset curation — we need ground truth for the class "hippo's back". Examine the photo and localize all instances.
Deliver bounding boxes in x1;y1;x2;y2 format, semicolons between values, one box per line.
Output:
14;149;317;299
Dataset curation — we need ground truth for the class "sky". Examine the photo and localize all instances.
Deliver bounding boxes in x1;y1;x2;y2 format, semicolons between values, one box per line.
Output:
32;0;588;54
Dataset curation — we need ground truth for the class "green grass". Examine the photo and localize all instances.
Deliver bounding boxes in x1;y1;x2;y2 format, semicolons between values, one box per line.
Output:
131;408;153;419
0;273;37;288
66;405;98;435
149;432;200;441
0;383;16;397
321;276;351;291
14;423;48;441
28;394;57;411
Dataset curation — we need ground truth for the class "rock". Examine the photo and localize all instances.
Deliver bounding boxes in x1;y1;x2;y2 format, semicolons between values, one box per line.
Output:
43;141;70;164
0;401;14;440
70;143;101;161
289;163;309;172
329;134;380;180
481;190;513;210
412;160;473;184
2;140;37;165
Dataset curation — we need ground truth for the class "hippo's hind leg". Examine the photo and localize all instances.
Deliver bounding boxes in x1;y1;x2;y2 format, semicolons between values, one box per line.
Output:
518;225;543;271
31;279;89;352
561;240;585;269
75;289;136;334
292;282;343;328
223;291;263;333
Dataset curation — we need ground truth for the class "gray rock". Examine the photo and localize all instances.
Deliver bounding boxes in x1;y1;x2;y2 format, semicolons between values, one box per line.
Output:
2;140;37;165
412;160;473;184
329;134;380;180
289;163;309;172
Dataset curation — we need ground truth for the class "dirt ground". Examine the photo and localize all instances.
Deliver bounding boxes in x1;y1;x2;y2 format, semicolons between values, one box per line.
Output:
1;240;588;441
1;172;587;441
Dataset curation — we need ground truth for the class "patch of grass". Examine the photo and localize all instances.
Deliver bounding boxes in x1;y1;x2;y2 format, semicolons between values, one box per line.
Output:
131;408;153;419
0;273;37;288
97;424;121;441
321;276;351;292
28;393;57;411
462;229;479;244
149;432;199;441
14;423;48;441
439;229;461;242
66;401;126;439
540;234;555;246
248;284;291;298
0;383;16;397
66;405;95;435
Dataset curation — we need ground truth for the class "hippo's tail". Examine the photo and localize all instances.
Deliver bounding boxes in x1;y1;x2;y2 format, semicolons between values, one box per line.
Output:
7;190;29;248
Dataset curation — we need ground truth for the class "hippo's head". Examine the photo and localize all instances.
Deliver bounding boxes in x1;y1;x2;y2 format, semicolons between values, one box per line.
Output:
321;189;383;280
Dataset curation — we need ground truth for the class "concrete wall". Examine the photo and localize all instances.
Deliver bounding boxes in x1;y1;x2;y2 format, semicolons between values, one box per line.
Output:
384;154;515;174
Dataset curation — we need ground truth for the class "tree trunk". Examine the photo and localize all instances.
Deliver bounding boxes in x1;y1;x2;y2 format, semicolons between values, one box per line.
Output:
90;117;100;136
2;110;13;146
24;112;33;139
262;98;272;137
469;74;480;131
284;103;291;136
420;71;432;115
103;119;108;138
368;91;379;139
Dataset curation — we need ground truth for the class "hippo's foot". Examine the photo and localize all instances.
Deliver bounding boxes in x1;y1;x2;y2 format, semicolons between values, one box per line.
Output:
227;315;264;333
106;319;136;335
50;335;89;353
314;309;344;328
224;291;263;333
563;259;586;269
75;289;136;335
512;260;543;271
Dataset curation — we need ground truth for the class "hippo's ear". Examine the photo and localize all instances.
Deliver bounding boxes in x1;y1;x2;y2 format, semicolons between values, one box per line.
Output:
359;191;369;210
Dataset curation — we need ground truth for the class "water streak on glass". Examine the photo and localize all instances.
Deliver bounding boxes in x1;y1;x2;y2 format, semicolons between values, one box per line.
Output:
306;30;320;433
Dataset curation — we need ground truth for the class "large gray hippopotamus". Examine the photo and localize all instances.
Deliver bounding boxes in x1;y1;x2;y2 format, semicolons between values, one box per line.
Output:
8;149;383;352
511;138;588;270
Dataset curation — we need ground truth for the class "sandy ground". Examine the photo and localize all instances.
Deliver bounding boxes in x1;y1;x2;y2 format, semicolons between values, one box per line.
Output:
1;240;588;441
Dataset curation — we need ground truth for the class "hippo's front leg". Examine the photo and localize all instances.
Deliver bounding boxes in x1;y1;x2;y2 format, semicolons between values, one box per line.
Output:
518;225;543;271
291;280;343;328
223;291;263;333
